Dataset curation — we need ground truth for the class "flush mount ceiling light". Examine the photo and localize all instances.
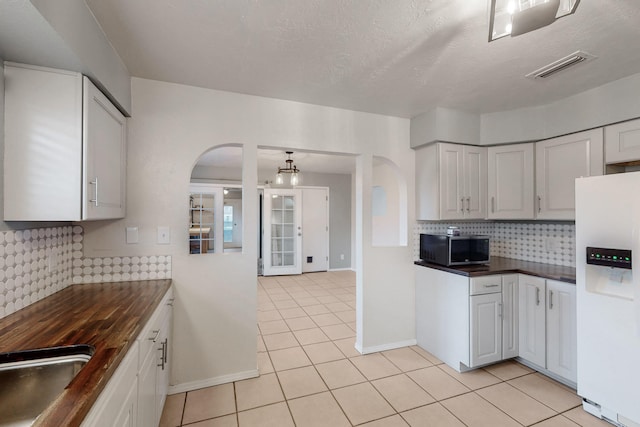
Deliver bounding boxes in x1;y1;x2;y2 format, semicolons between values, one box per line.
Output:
489;0;580;42
275;151;301;186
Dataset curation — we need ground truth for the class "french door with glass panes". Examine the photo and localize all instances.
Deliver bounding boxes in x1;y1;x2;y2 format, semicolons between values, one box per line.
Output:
263;188;302;276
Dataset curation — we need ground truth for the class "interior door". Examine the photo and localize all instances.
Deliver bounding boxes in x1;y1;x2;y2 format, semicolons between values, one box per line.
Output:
263;188;302;276
302;187;329;273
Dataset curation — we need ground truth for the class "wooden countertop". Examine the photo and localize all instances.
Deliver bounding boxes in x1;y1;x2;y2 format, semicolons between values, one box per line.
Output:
415;256;576;284
0;279;172;427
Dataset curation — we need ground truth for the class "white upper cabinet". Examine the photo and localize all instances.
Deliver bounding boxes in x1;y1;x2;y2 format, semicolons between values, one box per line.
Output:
487;143;534;219
416;143;487;220
535;129;603;220
4;63;126;221
605;118;640;164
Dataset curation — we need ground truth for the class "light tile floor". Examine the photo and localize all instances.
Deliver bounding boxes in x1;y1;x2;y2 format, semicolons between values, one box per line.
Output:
160;271;610;427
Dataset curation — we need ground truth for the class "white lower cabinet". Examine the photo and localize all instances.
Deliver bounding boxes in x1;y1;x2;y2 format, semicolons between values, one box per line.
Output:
546;280;577;383
501;274;519;359
82;288;173;427
518;275;546;367
81;341;139;427
416;266;518;372
470;292;502;367
469;274;518;368
518;275;577;383
137;289;174;427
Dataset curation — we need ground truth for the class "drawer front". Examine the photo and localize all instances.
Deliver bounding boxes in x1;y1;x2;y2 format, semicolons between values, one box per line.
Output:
470;276;502;295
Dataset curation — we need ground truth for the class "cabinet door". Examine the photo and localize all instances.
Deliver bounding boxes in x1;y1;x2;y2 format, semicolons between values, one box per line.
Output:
470;293;502;367
487;143;534;219
155;310;172;423
81;342;139;427
113;379;137;427
518;275;546;367
463;146;487;219
137;345;157;427
438;143;465;219
83;77;127;220
502;274;519;359
546;280;577;383
605;118;640;164
536;129;603;220
3;63;83;221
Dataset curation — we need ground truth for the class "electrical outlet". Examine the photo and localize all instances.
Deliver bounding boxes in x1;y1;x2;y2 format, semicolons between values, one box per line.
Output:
340;254;345;261
157;226;171;244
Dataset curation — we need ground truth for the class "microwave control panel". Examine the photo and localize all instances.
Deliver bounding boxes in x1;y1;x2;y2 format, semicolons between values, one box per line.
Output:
586;247;632;269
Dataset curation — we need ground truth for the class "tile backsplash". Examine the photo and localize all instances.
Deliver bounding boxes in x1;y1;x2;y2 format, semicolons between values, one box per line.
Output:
414;221;575;267
0;225;171;320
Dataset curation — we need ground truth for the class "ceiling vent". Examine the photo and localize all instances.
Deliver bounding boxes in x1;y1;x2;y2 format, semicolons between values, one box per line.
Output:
526;51;596;80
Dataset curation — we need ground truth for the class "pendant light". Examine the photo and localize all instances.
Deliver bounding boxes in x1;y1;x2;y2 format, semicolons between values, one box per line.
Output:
275;151;302;186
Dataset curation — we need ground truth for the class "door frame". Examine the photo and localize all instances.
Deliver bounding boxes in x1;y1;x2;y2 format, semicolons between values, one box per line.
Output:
263;188;303;276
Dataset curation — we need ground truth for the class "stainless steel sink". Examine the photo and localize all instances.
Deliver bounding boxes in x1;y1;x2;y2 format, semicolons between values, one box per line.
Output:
0;345;93;427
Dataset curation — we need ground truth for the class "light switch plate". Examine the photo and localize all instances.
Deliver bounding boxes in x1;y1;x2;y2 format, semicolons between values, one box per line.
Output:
126;227;139;244
157;226;171;244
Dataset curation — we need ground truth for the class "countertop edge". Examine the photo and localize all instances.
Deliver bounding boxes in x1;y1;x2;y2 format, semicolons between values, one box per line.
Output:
414;257;576;284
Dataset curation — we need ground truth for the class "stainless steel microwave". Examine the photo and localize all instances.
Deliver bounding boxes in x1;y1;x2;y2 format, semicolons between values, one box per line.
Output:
420;234;490;266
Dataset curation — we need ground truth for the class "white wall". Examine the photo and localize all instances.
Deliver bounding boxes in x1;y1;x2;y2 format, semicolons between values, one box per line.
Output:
81;78;416;390
411;71;640;147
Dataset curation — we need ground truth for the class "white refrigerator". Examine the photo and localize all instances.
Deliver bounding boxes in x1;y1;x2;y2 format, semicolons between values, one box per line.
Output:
576;172;640;427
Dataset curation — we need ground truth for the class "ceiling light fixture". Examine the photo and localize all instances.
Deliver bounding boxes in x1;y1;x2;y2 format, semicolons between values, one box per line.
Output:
488;0;580;42
275;151;301;186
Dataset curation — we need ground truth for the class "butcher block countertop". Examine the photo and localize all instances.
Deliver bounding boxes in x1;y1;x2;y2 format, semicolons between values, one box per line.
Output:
0;279;172;427
415;256;576;284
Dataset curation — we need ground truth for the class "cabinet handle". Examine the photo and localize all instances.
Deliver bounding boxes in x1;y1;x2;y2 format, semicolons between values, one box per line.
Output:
549;290;554;309
483;284;499;288
537;195;542;213
89;177;99;206
491;196;495;213
163;338;168;364
466;197;471;213
498;302;503;318
158;343;165;369
461;197;465;212
536;287;541;306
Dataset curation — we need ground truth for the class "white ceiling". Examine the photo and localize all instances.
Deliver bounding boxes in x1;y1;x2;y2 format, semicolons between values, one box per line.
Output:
85;0;640;118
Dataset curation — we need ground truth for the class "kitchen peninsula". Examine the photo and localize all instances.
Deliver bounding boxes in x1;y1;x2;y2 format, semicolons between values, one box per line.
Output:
416;256;577;386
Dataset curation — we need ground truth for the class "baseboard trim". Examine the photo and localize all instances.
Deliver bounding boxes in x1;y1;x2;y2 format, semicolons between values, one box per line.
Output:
168;369;259;394
328;267;355;272
358;339;418;355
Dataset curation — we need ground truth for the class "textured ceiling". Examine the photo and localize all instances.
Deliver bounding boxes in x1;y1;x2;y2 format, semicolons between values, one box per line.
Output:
85;0;640;118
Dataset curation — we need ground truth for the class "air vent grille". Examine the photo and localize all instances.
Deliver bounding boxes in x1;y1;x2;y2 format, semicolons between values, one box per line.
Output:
526;51;596;80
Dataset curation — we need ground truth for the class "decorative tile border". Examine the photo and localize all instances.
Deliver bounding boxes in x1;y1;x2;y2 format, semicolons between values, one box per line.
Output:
414;221;576;267
72;255;172;284
0;225;171;320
